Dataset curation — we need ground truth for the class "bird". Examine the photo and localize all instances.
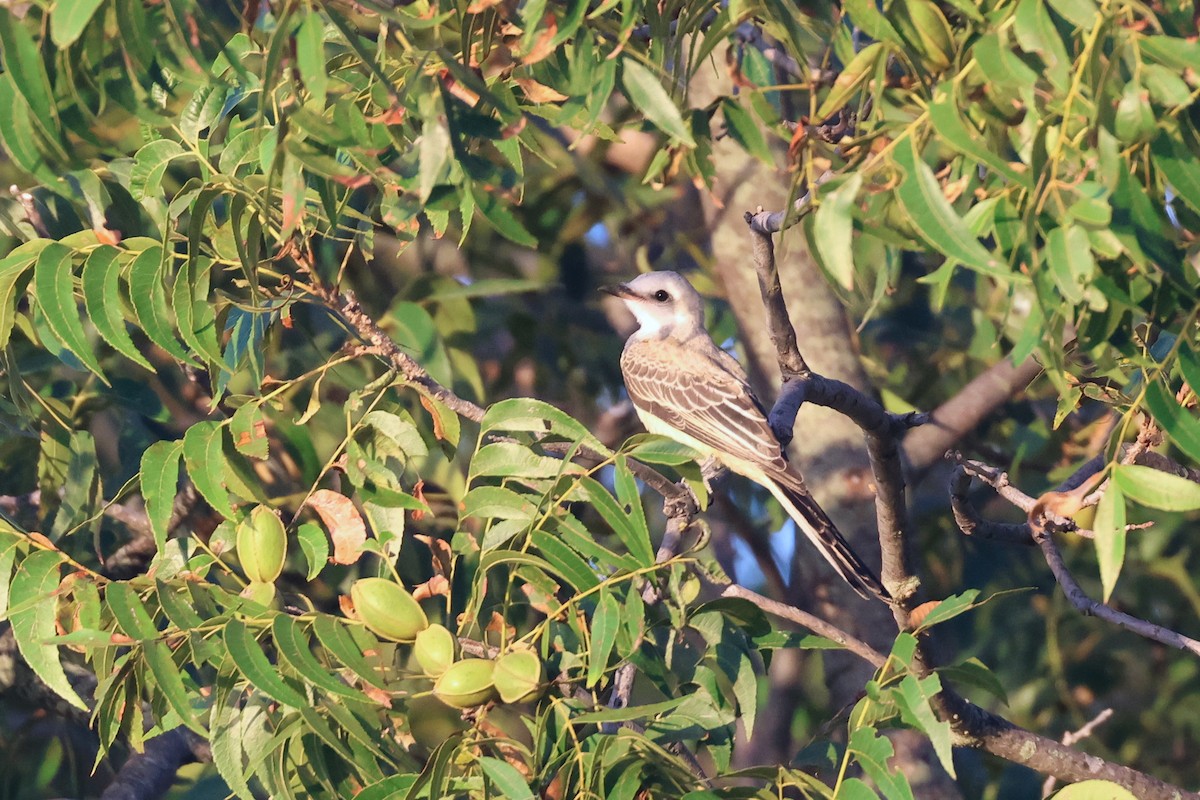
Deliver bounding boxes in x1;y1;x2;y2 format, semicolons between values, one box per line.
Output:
602;270;889;601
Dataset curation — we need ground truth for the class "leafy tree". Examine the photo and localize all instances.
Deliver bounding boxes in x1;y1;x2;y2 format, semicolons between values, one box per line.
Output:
0;0;1197;798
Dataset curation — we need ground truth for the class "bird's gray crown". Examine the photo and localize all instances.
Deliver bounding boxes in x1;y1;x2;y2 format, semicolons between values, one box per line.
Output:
608;271;705;341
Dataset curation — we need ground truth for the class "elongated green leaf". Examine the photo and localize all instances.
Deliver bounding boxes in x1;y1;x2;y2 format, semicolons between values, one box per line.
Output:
172;256;225;367
938;657;1009;705
481;398;610;456
848;727;916;800
572;696;688;723
1112;464;1200;511
624;434;700;465
9;550;87;710
0;13;55;135
1152;129;1200;216
296;522;329;581
588;590;620;688
929;83;1027;185
182;422;235;519
1144;382;1200;464
461;486;538;521
1052;781;1137;800
311;613;388;689
272;615;361;700
621;60;695;146
295;12;328;105
573;475;653;567
894;139;1007;278
811;174;864;290
106;582;205;734
473;189;538;247
140;440;182;552
33;243;106;380
528;530;600;591
915;589;982;632
51;0;107;46
478;757;535;800
224;617;307;708
612;456;653;565
82;246;154;371
127;247;194;364
720;98;772;163
893;673;955;777
1045;225;1094;304
1094;481;1126;602
0;533;21;618
0;76;54;183
470;442;578;480
815;42;885;120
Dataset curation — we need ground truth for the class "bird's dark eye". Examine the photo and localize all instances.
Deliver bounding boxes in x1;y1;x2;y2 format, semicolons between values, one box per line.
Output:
653;290;670;302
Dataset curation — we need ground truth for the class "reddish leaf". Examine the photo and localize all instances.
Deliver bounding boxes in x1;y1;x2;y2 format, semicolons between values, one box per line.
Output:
307;489;367;565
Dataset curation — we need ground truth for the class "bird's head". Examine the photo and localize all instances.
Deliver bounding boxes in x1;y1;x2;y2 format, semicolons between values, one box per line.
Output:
601;271;704;340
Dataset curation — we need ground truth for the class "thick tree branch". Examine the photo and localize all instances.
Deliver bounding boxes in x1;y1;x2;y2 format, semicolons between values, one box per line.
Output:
99;729;210;800
744;213;924;613
904;356;1043;480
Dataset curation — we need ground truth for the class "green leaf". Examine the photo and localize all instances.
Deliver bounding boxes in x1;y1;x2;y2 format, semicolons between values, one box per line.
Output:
105;582;205;734
892;673;955;777
0;12;55;135
573;475;654;567
0;76;54;183
587;590;620;688
50;0;107;46
811;173;863;290
271;615;361;700
130;139;186;198
461;486;538;521
571;695;688;723
224;617;307;708
478;757;535;800
1152;128;1200;216
720;98;772;163
311;613;388;689
1052;781;1137;800
172;256;225;368
0;533;22;618
472;188;539;247
848;727;916;800
529;529;601;591
1144;382;1200;464
230;402;269;460
470;442;578;480
140;440;182;552
481;398;611;456
82;246;155;371
815;42;885;120
1044;225;1094;305
8;550;87;710
295;12;328;106
938;657;1009;705
1111;464;1200;511
1094;480;1126;603
928;82;1028;185
33;243;106;381
127;246;194;364
296;522;329;581
613;456;653;566
893;139;1008;278
620;60;695;146
623;434;700;465
182;421;235;520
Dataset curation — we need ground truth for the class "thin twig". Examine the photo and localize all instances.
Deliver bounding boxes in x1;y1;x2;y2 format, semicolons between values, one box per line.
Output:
1041;708;1114;798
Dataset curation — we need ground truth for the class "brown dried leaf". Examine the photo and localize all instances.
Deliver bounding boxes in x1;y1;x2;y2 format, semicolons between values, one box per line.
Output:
513;77;567;103
485;610;515;640
338;593;357;619
415;533;453;576
306;489;367;564
521;16;557;64
411;574;450;601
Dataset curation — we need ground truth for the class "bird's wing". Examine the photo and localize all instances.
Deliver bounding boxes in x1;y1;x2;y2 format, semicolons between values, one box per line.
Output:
621;340;788;472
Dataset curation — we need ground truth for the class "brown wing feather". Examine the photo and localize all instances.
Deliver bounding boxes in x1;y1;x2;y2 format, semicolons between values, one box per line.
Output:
621;339;787;471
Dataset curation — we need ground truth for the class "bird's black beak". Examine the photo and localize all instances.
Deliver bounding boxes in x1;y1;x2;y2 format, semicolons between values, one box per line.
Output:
600;283;636;299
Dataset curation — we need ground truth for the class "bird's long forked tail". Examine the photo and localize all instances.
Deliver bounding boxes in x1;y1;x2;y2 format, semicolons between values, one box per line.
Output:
765;474;890;602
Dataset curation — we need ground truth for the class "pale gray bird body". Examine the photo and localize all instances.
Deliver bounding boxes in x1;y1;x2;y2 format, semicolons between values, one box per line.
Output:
604;271;887;601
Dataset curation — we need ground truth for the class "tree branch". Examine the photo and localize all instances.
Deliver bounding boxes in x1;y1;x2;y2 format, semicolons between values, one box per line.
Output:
904;356;1043;480
948;453;1200;658
744;212;925;613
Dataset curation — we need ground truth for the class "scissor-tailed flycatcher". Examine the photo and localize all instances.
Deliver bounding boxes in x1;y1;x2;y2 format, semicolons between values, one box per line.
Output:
603;271;888;601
